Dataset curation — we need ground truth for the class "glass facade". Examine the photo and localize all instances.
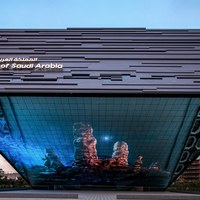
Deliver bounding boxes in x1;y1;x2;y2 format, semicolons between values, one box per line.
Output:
0;96;199;189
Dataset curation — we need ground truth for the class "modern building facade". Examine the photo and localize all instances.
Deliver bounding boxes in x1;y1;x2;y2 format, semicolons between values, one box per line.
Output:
0;28;200;190
4;172;21;180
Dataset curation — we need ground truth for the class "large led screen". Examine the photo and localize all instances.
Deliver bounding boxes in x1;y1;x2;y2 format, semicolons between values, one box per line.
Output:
0;96;199;189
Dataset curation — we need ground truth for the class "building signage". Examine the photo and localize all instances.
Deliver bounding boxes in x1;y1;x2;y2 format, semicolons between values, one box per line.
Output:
0;57;63;70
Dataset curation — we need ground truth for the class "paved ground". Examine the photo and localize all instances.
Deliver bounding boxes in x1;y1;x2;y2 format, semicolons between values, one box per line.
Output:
0;189;200;200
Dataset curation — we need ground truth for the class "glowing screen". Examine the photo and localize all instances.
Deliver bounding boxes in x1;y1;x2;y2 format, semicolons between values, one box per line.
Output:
0;96;199;189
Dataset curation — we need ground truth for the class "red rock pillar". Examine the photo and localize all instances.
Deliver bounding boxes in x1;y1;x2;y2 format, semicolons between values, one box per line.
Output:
73;122;99;166
105;141;129;169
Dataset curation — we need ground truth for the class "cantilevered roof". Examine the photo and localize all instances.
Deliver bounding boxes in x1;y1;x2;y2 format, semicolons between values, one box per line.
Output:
0;28;200;94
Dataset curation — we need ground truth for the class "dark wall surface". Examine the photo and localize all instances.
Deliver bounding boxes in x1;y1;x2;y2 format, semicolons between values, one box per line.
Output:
0;28;200;94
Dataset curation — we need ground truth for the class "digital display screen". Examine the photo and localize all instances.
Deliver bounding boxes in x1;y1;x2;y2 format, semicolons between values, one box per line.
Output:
0;96;199;189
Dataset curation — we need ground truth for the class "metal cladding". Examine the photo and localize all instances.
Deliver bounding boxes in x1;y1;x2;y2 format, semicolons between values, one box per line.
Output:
0;28;200;94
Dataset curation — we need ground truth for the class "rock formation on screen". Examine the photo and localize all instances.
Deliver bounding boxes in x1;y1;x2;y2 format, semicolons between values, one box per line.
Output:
133;155;143;173
112;141;129;167
73;122;99;166
37;122;171;188
43;148;64;171
104;141;129;170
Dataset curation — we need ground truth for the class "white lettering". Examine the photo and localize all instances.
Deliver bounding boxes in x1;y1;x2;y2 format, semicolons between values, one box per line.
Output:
35;63;63;69
13;58;38;62
0;64;9;68
0;58;13;62
0;57;63;70
12;63;34;69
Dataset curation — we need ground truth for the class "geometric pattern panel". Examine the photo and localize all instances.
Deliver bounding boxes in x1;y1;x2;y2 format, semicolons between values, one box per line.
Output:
170;107;200;184
0;96;200;190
